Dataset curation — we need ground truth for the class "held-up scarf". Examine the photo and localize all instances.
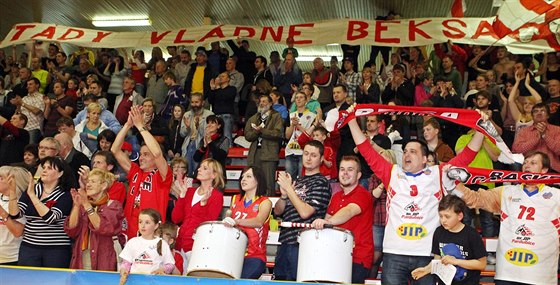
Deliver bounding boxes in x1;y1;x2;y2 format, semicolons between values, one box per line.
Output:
325;104;560;184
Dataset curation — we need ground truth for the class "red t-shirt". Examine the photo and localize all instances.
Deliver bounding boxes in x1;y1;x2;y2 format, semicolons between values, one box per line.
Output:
327;185;374;268
231;195;270;262
123;163;172;239
130;62;146;86
107;181;126;205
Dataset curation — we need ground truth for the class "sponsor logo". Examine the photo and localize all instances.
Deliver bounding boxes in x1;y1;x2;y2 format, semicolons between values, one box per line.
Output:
515;224;534;237
543;192;553;199
397;223;427;240
505;248;538;266
404;202;421;213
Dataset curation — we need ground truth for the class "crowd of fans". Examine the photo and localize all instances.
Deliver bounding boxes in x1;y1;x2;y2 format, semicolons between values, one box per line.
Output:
0;36;559;285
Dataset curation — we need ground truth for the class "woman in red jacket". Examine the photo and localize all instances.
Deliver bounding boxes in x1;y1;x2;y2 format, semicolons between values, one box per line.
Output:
171;158;224;254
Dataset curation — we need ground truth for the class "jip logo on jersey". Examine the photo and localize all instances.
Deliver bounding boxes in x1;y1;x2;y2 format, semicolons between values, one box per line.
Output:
505;248;538;266
397;223;427;240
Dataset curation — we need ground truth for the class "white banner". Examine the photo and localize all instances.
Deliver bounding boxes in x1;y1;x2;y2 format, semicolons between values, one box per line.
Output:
1;18;559;53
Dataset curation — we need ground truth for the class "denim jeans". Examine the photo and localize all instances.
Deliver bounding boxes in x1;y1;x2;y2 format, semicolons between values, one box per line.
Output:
274;244;299;281
352;262;370;284
382;253;434;285
134;83;145;98
185;140;199;177
359;178;370;191
241;257;266;279
285;154;302;179
28;129;43;144
125;133;140;153
462;185;497;237
217;113;233;147
373;225;385;252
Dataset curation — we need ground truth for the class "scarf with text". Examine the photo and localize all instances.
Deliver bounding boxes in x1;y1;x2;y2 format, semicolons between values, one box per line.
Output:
325;104;560;184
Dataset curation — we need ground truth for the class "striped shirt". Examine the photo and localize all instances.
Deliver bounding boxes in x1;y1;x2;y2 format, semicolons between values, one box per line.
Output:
278;173;331;244
17;184;73;247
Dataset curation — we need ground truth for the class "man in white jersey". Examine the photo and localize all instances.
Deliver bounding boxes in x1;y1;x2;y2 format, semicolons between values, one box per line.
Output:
346;105;488;285
446;151;560;285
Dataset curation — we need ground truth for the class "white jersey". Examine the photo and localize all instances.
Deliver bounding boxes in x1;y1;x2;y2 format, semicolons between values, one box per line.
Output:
496;184;560;285
284;110;316;156
120;237;175;274
383;164;443;256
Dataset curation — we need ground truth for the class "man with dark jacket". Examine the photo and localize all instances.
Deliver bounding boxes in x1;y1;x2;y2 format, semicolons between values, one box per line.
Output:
183;50;213;100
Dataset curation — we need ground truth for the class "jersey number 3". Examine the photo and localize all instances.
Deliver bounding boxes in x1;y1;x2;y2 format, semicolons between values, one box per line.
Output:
410;185;418;197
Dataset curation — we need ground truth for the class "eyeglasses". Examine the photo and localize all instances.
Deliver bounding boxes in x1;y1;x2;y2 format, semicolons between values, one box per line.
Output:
39;145;57;151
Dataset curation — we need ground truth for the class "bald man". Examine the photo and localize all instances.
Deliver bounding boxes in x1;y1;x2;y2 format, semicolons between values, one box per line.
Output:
54;133;90;185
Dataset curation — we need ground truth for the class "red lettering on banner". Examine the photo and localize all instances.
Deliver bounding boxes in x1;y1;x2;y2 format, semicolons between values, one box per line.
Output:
151;31;171;45
198;25;225;42
375;21;400;43
442;19;466;39
57;28;84;40
92;31;112;43
408;20;432;41
260;26;284;42
233;27;256;38
10;24;37;41
31;26;56;40
471;21;499;40
174;29;195;43
346;21;369;41
288;23;314;44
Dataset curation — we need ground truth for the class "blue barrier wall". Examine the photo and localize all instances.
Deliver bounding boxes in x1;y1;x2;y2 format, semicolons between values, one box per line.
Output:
0;266;335;285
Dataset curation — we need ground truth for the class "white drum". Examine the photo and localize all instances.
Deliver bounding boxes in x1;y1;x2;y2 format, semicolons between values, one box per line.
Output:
186;221;248;279
297;227;354;283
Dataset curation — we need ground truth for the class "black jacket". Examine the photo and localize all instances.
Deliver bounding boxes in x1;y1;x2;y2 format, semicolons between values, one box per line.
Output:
183;63;213;99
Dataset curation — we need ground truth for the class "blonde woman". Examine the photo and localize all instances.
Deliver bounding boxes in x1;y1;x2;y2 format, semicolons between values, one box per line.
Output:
171;158;224;255
64;167;124;270
0;166;30;265
75;102;109;153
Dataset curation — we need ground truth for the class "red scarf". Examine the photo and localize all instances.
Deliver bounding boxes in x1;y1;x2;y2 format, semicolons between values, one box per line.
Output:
326;104;523;164
325;104;560;184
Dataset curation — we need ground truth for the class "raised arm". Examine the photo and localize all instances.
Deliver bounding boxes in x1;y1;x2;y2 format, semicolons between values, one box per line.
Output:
451;183;502;214
111;114;132;173
508;72;523;122
130;105;169;179
524;75;542;103
346;106;393;183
